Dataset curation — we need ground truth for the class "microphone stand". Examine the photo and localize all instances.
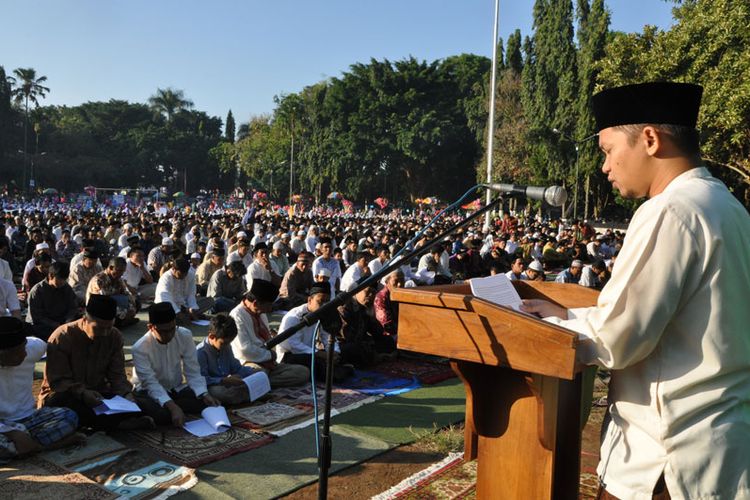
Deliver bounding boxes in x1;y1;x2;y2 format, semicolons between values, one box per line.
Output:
264;194;504;499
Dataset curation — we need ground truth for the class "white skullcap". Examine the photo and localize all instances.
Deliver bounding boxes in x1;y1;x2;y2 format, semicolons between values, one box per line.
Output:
161;237;173;246
317;268;331;277
35;242;50;250
190;252;201;260
528;260;544;272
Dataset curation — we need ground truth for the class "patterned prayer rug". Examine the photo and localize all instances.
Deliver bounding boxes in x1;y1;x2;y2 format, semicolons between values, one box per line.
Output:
42;432;198;499
373;453;476;499
0;456;119;500
372;357;457;385
374;453;600;500
121;425;274;468
232;383;382;435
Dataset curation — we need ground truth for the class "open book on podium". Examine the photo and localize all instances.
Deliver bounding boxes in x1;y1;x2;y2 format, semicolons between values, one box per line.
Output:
391;278;599;500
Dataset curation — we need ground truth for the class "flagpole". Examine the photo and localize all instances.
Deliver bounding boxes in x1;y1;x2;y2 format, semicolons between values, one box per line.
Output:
484;0;501;230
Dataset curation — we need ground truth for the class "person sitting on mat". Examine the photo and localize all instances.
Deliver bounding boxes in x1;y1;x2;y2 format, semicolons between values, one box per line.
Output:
229;279;309;389
0;317;83;463
196;314;260;405
131;303;221;427
39;295;154;431
276;284;353;383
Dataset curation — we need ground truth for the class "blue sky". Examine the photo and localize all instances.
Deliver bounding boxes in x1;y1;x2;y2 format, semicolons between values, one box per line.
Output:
1;0;675;127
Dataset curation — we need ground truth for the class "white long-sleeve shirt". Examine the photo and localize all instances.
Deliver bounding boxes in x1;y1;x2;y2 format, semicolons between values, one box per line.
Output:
340;263;366;292
275;303;337;357
230;303;273;364
544;168;750;500
0;337;46;431
246;260;272;290
155;268;199;313
131;327;207;406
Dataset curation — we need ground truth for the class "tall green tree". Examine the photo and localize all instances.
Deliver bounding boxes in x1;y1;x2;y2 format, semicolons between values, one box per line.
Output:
148;87;193;123
225;109;236;143
597;0;750;205
9;67;49;190
506;29;524;75
575;0;610;217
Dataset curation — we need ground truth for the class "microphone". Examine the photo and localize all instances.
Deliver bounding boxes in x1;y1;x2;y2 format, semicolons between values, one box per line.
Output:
485;183;567;207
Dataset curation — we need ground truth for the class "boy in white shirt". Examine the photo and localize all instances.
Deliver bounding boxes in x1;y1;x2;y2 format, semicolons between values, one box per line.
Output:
0;317;82;463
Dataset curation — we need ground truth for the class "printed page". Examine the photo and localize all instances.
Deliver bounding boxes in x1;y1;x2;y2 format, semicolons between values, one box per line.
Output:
183;418;221;437
469;274;523;311
93;395;141;415
243;371;271;402
202;406;231;431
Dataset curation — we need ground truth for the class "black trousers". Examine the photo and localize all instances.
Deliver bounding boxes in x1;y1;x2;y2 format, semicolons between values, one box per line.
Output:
133;387;206;426
282;352;353;382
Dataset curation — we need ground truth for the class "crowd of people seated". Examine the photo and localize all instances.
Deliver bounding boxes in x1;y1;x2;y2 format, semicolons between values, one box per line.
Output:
0;199;624;462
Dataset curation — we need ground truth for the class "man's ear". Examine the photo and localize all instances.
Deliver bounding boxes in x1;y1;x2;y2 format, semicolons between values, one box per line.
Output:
641;125;662;157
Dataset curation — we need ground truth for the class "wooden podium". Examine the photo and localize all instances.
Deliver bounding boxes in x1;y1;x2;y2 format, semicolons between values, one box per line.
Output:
391;281;598;499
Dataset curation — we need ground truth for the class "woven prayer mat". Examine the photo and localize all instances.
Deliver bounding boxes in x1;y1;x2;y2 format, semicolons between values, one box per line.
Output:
231;383;382;436
373;357;457;385
0;456;118;500
373;453;476;499
120;424;274;468
42;432;198;499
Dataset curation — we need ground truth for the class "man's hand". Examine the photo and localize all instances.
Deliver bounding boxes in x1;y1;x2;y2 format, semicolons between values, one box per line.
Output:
165;400;186;427
520;299;567;320
202;393;221;406
221;375;245;387
81;389;104;408
5;430;42;456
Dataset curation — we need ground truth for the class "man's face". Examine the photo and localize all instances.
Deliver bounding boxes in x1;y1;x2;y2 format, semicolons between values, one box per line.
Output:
296;258;311;272
255;249;269;264
307;292;329;313
511;259;524;274
599;127;652;199
210;254;224;266
131;250;145;265
357;257;368;270
386;274;405;291
83;316;115;339
173;268;186;280
48;273;66;288
355;287;376;307
37;262;51;275
83;257;95;269
0;341;27;367
526;269;540;280
149;320;177;344
320;242;332;258
245;298;272;314
571;265;582;277
108;264;125;280
378;249;390;262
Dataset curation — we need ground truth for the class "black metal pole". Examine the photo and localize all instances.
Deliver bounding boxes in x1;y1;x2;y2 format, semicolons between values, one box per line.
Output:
317;322;337;499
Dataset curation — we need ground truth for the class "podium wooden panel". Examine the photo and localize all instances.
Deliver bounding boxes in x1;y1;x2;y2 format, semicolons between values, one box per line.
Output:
392;282;598;499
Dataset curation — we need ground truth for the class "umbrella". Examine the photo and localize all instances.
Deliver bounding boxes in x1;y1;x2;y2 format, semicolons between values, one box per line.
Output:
327;191;341;200
42;188;58;195
172;191;186;198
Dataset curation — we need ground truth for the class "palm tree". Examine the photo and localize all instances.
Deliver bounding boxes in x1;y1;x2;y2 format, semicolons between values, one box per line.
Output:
9;68;49;191
148;87;193;122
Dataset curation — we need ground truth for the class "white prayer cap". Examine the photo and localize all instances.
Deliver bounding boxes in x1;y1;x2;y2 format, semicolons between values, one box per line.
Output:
528;260;544;272
190;252;201;260
571;259;583;268
297;230;306;236
237;231;248;238
123;223;133;229
317;268;331;277
35;242;49;250
273;241;284;250
161;237;174;246
227;253;242;263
